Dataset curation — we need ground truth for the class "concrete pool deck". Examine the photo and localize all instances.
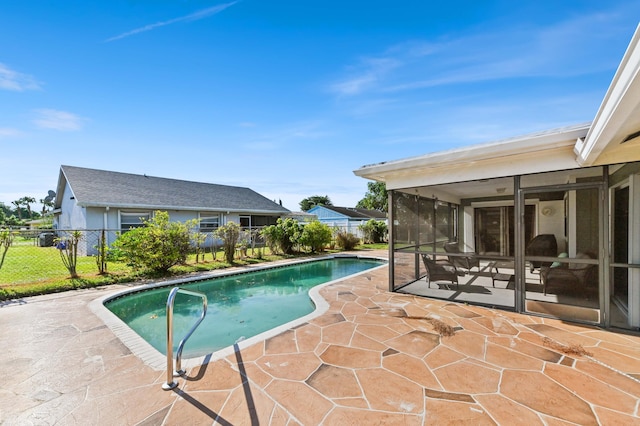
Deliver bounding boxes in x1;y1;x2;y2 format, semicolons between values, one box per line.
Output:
1;250;639;425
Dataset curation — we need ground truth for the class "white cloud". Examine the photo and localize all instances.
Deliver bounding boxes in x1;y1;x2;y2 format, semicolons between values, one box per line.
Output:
0;63;41;91
33;109;87;131
0;128;24;139
330;57;400;96
329;8;636;97
106;2;238;42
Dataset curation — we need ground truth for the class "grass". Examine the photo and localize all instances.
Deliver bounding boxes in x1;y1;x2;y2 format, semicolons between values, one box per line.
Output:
0;241;387;301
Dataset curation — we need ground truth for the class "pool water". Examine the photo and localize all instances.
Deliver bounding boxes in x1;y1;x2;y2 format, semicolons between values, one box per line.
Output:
105;257;384;357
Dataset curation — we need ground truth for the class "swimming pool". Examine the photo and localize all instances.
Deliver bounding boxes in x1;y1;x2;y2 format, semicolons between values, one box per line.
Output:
104;256;385;358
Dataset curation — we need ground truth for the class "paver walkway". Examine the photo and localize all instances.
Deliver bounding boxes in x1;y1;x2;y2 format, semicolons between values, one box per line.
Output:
1;251;639;425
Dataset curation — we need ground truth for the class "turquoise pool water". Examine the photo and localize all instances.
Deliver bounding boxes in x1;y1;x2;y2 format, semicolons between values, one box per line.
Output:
104;257;384;358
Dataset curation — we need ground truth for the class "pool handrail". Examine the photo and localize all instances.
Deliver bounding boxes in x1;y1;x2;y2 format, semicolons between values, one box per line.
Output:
162;287;208;391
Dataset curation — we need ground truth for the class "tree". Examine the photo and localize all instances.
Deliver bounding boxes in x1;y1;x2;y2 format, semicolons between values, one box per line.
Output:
0;203;10;224
11;199;22;219
299;195;332;212
356;182;388;212
20;196;36;219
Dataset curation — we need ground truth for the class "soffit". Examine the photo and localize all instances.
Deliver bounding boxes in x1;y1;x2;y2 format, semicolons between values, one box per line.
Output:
578;24;640;166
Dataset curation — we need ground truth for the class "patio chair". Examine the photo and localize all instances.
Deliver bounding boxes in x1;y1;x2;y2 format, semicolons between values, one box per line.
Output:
540;252;598;296
443;242;480;273
525;234;558;273
421;254;458;288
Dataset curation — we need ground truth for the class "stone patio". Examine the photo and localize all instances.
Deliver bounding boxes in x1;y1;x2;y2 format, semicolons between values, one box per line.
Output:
1;250;639;425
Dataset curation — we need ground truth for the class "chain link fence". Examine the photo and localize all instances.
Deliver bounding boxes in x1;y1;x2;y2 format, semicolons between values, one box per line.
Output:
0;224;369;287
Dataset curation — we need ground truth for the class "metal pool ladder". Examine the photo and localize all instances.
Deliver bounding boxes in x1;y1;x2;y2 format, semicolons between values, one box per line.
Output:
162;287;208;390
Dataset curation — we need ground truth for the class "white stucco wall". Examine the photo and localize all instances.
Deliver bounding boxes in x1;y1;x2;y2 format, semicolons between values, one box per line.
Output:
537;200;566;253
56;181;87;230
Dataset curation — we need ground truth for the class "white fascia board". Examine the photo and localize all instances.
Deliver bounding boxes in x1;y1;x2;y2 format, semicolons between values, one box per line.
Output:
54;168;70;209
354;124;589;186
383;144;581;190
578;24;640;166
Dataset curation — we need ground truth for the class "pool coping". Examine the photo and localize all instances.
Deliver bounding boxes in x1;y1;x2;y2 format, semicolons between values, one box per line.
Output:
89;254;388;371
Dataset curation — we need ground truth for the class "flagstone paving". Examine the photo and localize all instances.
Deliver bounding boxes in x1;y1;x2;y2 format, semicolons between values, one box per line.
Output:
1;250;639;425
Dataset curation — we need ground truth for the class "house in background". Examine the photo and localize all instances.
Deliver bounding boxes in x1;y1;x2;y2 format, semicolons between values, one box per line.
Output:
306;205;387;238
284;211;318;223
53;165;289;254
354;25;640;331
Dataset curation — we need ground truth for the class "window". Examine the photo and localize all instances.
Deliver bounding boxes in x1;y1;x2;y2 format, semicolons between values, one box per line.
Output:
120;211;150;231
199;213;220;232
251;215;279;227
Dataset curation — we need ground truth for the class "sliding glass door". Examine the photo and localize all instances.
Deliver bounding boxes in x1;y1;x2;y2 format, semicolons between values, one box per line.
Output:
474;205;535;256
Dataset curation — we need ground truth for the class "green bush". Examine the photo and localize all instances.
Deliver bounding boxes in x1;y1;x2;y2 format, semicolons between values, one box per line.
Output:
261;218;301;255
215;221;241;263
299;220;332;253
111;211;193;273
335;230;360;250
359;219;388;244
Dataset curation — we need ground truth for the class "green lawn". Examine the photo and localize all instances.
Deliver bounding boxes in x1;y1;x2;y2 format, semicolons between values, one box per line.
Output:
0;240;387;301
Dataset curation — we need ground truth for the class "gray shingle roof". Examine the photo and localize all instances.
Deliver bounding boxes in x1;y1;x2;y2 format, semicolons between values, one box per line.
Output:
57;165;290;213
320;206;387;219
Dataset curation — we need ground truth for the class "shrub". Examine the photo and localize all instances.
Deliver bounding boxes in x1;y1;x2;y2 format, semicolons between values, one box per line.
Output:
359;219;388;244
112;211;193;273
335;230;360;250
261;218;301;255
215;221;241;263
299;220;332;253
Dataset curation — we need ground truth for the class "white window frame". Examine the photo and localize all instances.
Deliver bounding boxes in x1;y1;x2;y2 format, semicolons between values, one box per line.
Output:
119;211;151;231
199;213;220;232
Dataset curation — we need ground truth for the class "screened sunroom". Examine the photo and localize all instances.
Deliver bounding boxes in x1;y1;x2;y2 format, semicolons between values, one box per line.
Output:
354;25;640;331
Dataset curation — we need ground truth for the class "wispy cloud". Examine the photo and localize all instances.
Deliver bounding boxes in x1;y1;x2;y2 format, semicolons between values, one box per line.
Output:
106;2;238;42
0;128;24;139
33;109;87;131
238;121;329;151
329;8;635;97
330;57;400;96
0;63;41;91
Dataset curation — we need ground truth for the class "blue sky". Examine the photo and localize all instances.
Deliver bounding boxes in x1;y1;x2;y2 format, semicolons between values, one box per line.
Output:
1;1;639;212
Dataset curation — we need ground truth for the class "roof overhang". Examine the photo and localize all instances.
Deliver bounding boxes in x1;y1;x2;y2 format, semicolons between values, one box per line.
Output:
354;124;589;190
77;202;286;215
577;24;640;166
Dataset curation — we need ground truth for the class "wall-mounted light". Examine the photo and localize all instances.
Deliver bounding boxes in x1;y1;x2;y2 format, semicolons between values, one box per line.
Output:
70;196;75;200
